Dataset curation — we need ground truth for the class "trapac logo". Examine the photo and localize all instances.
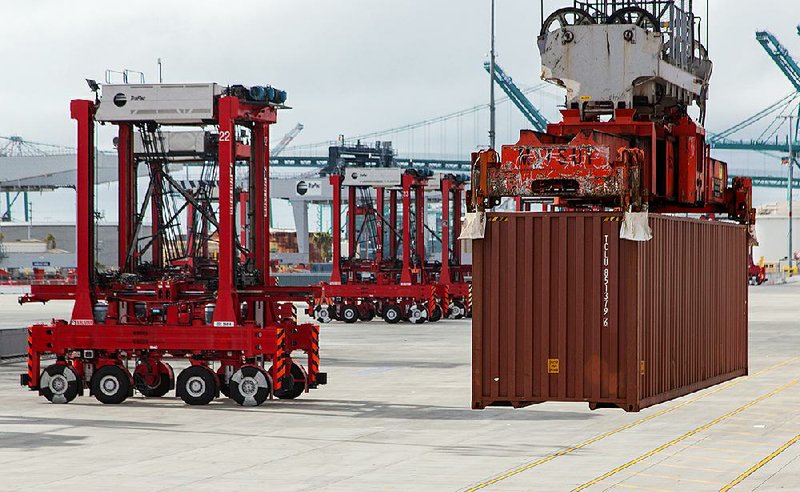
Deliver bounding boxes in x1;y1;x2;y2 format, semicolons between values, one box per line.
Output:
296;180;321;196
113;93;145;107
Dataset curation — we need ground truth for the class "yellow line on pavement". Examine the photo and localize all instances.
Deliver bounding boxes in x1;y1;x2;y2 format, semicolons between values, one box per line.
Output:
462;357;799;492
720;432;800;491
572;379;799;491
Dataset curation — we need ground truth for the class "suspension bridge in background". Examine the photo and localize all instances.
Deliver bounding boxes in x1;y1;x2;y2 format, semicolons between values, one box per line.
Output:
4;27;800;195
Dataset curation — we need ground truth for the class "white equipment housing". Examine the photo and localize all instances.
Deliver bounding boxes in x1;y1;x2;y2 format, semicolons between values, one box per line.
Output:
538;3;712;121
96;83;223;123
132;131;210;157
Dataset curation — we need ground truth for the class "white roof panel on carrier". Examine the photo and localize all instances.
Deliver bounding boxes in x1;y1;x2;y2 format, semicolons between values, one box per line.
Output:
95;83;223;123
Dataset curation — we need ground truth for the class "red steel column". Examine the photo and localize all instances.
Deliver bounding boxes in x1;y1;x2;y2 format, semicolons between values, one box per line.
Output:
185;202;195;258
400;174;413;285
440;177;452;284
389;190;398;259
117;123;135;271
151;193;162;268
347;185;357;258
70;100;96;323
329;174;343;284
375;187;384;263
252;122;271;286
213;96;239;326
453;185;462;264
415;180;425;273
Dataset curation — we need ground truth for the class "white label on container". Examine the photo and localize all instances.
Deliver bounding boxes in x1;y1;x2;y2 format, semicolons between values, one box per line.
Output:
602;234;610;329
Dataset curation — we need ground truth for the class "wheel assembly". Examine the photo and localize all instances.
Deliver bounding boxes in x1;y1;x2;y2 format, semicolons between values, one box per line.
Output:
273;362;307;400
91;365;133;405
383;304;402;324
39;364;80;404
341;304;359;324
408;304;428;324
429;304;443;322
358;302;376;321
176;365;218;406
133;360;174;397
217;365;234;397
315;304;332;323
447;300;466;320
606;7;660;32
229;365;271;406
540;7;595;37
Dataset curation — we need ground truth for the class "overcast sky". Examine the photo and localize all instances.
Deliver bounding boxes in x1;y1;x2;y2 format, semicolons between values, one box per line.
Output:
1;0;797;220
1;0;797;146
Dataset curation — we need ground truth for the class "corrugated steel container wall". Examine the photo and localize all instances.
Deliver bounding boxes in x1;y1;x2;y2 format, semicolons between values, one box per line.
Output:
472;212;748;412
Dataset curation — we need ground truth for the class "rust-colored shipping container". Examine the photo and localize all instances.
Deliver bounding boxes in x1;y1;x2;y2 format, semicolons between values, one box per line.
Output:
472;212;748;412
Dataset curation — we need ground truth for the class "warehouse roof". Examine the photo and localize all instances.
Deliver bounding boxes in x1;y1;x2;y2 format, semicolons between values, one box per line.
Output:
0;153;120;191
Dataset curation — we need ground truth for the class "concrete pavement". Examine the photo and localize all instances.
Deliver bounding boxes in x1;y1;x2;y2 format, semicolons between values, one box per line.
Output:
0;285;798;491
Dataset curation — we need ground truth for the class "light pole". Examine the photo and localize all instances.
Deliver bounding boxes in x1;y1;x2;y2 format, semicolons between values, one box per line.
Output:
489;0;496;149
789;115;795;265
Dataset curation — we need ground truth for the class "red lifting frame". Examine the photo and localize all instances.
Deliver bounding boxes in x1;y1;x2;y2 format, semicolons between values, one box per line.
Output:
436;175;471;307
320;172;432;297
23;95;324;401
312;170;472;323
71;100;96;324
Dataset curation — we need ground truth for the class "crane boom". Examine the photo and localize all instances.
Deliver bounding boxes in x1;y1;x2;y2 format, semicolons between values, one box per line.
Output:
271;123;304;156
483;62;548;132
756;31;800;93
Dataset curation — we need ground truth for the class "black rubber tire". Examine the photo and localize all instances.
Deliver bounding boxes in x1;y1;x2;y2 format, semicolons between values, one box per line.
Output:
229;365;271;406
358;303;376;321
217;366;233;397
449;301;466;320
383;304;402;324
408;304;428;324
91;365;131;405
274;363;306;400
341;304;359;324
177;365;218;406
40;364;80;404
315;305;332;323
133;361;173;397
429;304;443;322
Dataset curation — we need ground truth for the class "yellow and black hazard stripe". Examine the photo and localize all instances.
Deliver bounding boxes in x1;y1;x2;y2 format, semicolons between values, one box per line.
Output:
488;216;509;222
274;326;288;392
26;328;36;388
309;325;320;385
427;285;437;312
603;216;623;222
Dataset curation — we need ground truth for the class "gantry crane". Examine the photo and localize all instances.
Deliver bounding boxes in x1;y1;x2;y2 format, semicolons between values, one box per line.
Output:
271;123;304;156
20;83;326;406
711;30;800;153
470;1;753;226
483;62;548;132
757;31;800;92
